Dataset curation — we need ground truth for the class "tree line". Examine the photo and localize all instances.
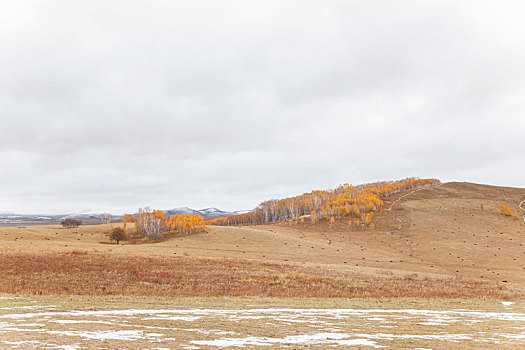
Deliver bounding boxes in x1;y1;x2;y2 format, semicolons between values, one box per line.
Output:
205;177;440;227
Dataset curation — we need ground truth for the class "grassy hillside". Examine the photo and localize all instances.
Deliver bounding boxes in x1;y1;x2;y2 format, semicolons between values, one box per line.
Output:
0;181;523;298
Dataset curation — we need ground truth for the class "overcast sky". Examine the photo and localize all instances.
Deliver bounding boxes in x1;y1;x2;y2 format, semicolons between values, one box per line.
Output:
1;1;524;214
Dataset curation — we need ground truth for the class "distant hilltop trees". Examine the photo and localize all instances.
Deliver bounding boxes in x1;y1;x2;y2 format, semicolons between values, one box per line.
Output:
61;218;82;228
206;177;440;227
99;213;112;224
499;204;514;216
121;207;206;240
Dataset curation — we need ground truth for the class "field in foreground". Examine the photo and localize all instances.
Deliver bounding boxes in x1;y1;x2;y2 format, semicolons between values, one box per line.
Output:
0;295;524;349
0;252;520;299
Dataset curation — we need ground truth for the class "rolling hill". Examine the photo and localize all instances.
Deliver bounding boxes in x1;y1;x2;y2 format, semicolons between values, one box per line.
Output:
0;181;524;299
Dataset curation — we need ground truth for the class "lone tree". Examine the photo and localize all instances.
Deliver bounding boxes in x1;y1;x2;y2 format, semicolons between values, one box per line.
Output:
109;227;126;244
61;218;82;228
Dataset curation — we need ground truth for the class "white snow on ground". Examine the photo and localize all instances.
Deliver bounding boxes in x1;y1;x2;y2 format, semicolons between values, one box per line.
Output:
500;332;525;340
3;341;42;346
0;304;523;348
2;340;81;349
143;316;201;321
336;339;385;346
0;305;57;310
352;332;472;341
182;329;236;335
190;333;384;348
3;307;525;321
418;321;449;325
50;320;119;325
46;330;164;341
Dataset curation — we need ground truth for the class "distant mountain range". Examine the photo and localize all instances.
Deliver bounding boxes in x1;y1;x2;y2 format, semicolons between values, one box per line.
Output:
0;207;248;224
0;212;103;224
164;207;249;217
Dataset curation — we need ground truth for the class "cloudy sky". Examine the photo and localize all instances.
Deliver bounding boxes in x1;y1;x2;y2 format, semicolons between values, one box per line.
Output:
1;1;524;214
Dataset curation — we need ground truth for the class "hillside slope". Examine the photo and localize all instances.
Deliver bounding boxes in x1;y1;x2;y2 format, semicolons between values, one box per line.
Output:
197;181;525;284
1;182;524;293
135;181;524;284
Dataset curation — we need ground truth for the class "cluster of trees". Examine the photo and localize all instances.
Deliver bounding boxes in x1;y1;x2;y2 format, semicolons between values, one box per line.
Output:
99;213;113;224
61;218;82;228
206;177;440;227
499;204;514;216
134;207;166;240
166;214;206;235
121;207;206;240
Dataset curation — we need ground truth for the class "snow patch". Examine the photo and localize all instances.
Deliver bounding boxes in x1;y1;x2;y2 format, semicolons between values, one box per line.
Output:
46;330;163;341
190;333;384;348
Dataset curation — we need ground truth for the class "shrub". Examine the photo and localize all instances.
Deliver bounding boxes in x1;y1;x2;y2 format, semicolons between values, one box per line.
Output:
109;227;126;244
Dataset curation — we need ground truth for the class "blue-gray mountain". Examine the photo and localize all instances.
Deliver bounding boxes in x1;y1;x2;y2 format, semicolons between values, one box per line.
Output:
0;207;248;224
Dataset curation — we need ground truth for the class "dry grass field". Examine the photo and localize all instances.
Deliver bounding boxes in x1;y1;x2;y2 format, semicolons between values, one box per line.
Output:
1;182;523;298
1;182;524;348
0;252;518;299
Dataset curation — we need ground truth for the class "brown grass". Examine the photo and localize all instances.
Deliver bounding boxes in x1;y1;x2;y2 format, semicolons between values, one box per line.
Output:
0;252;520;299
1;182;524;300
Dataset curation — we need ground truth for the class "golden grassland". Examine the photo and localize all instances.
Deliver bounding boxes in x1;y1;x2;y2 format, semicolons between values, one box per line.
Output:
0;251;520;299
3;293;523;311
0;182;524;299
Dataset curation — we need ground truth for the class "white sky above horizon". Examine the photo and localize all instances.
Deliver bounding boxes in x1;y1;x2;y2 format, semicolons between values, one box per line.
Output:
1;0;524;214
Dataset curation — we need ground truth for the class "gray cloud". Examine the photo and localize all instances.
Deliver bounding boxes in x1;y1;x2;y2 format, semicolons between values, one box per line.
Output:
1;0;524;214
